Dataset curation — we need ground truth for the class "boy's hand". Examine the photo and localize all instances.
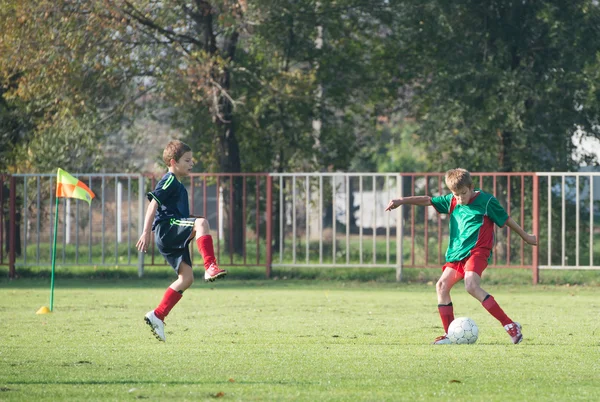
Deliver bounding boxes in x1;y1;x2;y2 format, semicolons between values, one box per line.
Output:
385;199;401;211
136;232;152;253
524;234;537;246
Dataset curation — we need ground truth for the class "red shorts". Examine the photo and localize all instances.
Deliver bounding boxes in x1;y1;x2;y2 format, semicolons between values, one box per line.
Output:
442;250;491;278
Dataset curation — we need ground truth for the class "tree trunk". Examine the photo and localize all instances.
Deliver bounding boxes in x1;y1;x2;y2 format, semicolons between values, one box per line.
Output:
216;31;244;256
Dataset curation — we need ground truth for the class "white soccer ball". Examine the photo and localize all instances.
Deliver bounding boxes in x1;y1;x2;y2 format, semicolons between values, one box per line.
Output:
447;317;479;344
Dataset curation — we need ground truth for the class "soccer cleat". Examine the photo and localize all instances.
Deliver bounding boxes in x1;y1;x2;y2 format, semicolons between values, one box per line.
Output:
204;263;227;282
432;335;452;345
504;321;523;344
144;311;166;342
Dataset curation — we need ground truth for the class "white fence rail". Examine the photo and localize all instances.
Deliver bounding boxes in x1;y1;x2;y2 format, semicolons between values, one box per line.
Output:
2;174;145;276
270;173;403;278
2;171;600;282
536;172;600;270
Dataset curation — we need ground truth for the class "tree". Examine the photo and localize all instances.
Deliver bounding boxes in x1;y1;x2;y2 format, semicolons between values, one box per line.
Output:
392;0;600;172
0;0;140;173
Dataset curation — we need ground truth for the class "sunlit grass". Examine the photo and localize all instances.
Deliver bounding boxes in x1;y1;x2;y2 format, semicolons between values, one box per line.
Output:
1;279;599;401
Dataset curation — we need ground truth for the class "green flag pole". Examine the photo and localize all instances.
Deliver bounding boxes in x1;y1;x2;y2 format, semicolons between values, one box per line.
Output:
49;193;60;312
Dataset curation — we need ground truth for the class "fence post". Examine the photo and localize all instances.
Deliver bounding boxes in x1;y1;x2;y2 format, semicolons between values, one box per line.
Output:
265;175;272;278
137;175;145;278
8;175;16;279
532;173;539;285
396;175;403;282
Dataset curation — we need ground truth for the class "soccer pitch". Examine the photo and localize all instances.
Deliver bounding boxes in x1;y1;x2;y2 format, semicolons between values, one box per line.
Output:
1;279;599;401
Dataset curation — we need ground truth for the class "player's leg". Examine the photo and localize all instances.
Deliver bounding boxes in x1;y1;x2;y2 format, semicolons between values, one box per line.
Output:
154;261;192;320
145;262;194;342
436;265;463;304
433;265;463;344
463;271;488;301
171;261;194;292
464;254;522;344
193;217;227;282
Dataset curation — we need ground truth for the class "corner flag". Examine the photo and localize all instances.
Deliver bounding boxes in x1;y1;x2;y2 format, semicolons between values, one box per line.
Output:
37;169;95;314
56;168;95;204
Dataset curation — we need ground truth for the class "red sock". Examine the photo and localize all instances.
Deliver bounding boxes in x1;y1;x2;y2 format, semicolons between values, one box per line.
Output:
196;235;216;269
482;295;512;326
438;303;454;334
154;287;182;321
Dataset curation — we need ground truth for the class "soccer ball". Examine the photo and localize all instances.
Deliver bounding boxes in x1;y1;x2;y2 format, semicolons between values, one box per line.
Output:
447;317;479;344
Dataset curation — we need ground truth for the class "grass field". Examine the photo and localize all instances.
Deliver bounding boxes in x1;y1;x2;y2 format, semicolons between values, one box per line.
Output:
1;276;599;401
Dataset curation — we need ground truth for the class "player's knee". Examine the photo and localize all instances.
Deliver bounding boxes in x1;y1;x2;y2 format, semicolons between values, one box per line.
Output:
464;279;479;296
182;274;194;288
436;279;449;295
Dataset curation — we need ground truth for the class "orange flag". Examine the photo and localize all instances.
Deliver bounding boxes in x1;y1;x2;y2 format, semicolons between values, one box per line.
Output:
56;168;95;205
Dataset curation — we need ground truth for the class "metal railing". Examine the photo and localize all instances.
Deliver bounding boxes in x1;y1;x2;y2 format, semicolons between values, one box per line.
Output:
3;173;145;278
536;172;600;270
142;173;272;271
395;173;539;282
2;171;600;283
270;173;539;282
271;173;401;272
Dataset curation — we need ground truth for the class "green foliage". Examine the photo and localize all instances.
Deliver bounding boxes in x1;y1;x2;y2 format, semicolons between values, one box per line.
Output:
0;92;31;172
393;0;600;172
0;0;136;172
26;116;105;172
352;115;431;173
1;0;599;175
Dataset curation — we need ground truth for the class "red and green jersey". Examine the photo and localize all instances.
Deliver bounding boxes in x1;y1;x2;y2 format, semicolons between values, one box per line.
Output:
430;190;509;262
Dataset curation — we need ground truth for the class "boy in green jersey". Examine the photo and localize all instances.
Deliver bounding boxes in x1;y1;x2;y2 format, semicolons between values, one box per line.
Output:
385;168;537;344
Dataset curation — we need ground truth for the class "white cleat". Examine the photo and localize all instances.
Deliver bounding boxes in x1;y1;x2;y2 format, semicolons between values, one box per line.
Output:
144;311;166;342
504;322;523;344
432;335;452;345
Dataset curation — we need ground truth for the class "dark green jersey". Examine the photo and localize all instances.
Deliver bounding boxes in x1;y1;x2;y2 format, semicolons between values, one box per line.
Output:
430;190;509;262
147;172;190;231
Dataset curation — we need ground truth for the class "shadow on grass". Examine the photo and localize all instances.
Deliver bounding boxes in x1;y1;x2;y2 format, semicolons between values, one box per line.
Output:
4;379;317;386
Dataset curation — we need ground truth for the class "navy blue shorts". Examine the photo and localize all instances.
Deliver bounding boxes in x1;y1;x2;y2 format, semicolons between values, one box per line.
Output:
154;218;196;273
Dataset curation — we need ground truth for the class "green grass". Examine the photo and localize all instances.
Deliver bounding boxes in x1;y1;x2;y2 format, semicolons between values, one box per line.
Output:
1;279;599;401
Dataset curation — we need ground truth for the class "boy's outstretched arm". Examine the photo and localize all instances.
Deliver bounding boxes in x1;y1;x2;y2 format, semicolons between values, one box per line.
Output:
506;217;537;245
136;199;159;253
385;196;432;211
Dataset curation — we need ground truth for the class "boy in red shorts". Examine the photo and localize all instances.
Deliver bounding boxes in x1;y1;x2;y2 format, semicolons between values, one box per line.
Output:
136;140;227;342
385;168;537;344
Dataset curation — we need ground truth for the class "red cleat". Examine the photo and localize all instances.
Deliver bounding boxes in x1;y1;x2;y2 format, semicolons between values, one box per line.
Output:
204;263;227;282
504;322;523;344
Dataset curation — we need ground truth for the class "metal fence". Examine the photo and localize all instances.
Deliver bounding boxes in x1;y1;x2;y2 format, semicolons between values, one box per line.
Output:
2;173;145;278
271;173;401;271
142;173;272;271
536;172;600;270
0;173;272;278
271;173;539;282
2;171;600;283
396;173;539;282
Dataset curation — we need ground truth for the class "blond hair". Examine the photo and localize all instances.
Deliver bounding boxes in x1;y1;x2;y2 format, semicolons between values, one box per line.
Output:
445;168;472;192
162;140;192;166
